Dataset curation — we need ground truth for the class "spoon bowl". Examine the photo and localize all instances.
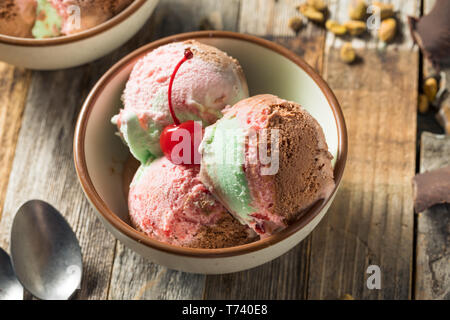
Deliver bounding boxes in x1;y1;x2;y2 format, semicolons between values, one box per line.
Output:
0;247;23;300
10;200;82;300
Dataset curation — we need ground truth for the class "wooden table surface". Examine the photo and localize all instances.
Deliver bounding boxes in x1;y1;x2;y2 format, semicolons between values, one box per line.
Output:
0;0;448;300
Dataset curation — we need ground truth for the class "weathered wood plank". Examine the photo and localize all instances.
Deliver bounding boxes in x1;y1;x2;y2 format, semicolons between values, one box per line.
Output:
0;64;31;221
415;132;450;300
108;243;206;300
107;0;241;300
203;0;326;300
307;0;419;299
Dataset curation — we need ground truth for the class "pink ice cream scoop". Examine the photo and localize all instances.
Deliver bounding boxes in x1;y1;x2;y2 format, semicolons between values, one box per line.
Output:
128;157;256;249
112;40;249;164
50;0;133;35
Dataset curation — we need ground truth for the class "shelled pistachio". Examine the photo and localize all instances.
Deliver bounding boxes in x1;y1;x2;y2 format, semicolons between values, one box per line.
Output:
326;20;347;35
344;20;366;36
423;77;438;103
340;43;356;63
372;1;394;20
349;0;367;20
307;0;327;11
418;94;429;114
288;16;304;33
297;3;325;23
378;18;396;42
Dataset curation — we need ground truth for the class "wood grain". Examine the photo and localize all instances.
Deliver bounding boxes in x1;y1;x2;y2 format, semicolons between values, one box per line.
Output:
0;64;31;221
306;0;419;300
415;132;450;300
203;0;326;300
109;243;206;300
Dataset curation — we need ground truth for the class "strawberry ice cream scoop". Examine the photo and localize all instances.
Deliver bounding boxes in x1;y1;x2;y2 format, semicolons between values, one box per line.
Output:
200;94;335;237
128;157;256;248
112;40;249;164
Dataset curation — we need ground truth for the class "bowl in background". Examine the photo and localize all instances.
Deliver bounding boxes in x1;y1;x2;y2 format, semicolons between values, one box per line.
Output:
74;31;347;274
0;0;159;70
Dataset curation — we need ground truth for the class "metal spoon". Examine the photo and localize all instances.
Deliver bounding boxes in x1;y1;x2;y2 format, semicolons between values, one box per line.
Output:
0;247;23;300
10;200;82;300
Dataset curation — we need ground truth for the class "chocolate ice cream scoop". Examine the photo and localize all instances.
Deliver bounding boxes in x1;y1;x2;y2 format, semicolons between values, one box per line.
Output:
0;0;36;38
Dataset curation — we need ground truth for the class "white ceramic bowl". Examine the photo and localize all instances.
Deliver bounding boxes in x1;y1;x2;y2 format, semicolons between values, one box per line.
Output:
74;31;347;274
0;0;158;70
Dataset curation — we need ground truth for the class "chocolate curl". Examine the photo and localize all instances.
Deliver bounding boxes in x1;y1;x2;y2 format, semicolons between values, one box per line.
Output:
412;165;450;212
436;103;450;134
408;0;450;70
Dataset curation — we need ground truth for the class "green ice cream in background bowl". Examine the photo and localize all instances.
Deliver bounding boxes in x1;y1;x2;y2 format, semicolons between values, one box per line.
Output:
32;0;62;38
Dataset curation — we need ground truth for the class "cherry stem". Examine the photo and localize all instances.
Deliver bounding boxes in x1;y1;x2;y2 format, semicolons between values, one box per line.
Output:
168;48;194;126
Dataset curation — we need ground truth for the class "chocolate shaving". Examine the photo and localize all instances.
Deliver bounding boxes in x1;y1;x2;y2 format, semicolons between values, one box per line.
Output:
412;165;450;212
408;0;450;70
436;103;450;134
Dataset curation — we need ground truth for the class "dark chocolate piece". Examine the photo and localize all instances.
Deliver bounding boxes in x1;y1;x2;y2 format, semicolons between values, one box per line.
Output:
408;0;450;69
413;165;450;212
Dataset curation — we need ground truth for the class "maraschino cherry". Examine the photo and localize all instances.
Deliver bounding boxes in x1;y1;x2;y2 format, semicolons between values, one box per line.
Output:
160;48;203;165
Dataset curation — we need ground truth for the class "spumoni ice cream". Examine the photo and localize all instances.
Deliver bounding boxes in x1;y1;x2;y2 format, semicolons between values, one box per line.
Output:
128;157;256;248
112;40;249;164
114;42;335;249
200;94;335;237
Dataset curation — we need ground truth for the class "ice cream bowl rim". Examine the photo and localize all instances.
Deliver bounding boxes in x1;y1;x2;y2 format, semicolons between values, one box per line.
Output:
0;0;147;46
74;30;348;259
